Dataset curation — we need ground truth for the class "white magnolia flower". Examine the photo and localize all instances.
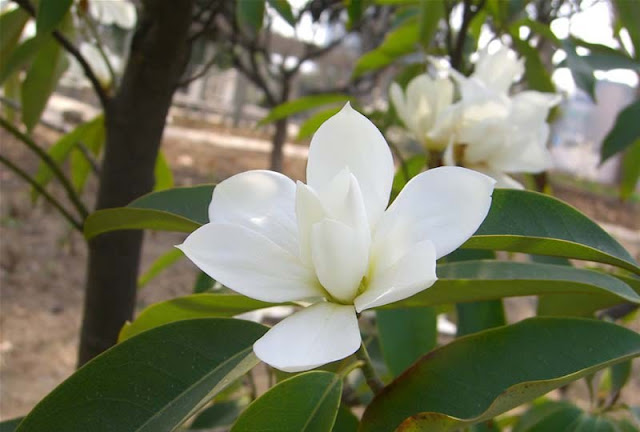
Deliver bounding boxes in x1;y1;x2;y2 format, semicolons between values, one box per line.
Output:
430;44;560;188
389;74;454;151
90;0;136;29
178;103;495;373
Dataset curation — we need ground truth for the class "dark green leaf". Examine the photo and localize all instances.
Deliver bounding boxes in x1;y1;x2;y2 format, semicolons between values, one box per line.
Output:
511;37;555;92
418;0;443;48
332;405;359;432
462;189;640;275
513;401;583;432
456;300;506;336
601;100;640;163
377;308;437;377
0;418;24;432
231;371;342;432
129;184;214;225
260;94;350;125
17;319;267;432
360;318;640;432
390;261;640;309
193;271;215;294
346;0;363;26
297;106;342;139
21;37;68;130
563;39;596;100
612;0;640;59
620;139;640;200
154;150;174;191
119;294;275;341
268;0;295;26
236;0;265;32
189;400;244;430
35;0;73;34
0;36;42;85
0;7;29;60
138;248;184;289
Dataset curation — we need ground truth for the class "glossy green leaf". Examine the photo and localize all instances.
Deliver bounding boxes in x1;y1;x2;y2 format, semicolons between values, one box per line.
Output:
0;418;23;432
457;300;506;336
83;185;214;239
360;318;640;432
536;291;631;317
236;0;265;31
231;371;342;432
32;114;104;201
353;18;419;77
332;405;359;432
17;319;267;432
612;0;640;59
138;248;184;289
462;189;640;275
418;0;443;48
268;0;295;26
119;293;274;341
377;308;437;377
21;36;68;130
513;401;583;432
389;261;640;309
620;139;640;200
35;0;72;34
189;400;244;430
0;36;42;85
154;150;174;191
260;94;350;125
193;271;215;293
601;100;640;163
0;7;29;60
297;106;342;139
84;207;201;239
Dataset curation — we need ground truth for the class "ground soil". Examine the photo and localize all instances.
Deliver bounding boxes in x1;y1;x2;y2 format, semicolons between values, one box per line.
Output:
0;120;638;422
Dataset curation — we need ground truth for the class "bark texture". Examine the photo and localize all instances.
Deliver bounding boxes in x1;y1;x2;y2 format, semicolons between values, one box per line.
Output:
78;0;195;365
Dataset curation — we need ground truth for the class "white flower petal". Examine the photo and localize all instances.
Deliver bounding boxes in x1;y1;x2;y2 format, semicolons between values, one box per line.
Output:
372;166;495;268
253;302;361;372
307;103;394;227
209;170;299;257
355;239;437;312
295;182;326;266
389;82;409;127
177;223;322;303
311;220;369;303
472;167;525;189
473;46;524;94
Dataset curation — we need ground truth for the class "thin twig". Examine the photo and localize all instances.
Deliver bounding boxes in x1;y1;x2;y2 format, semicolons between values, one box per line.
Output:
13;0;110;109
0;117;89;219
0;154;84;231
355;343;384;394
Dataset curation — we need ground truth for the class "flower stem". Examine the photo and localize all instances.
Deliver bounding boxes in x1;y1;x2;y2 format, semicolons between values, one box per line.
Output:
355;343;384;394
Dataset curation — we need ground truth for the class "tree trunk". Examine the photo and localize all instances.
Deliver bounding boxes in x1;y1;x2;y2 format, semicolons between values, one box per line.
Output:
78;0;194;366
269;117;288;173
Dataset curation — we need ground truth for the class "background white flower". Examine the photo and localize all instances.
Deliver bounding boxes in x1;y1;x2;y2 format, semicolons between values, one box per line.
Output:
178;103;495;373
430;44;560;188
389;74;454;151
89;0;136;30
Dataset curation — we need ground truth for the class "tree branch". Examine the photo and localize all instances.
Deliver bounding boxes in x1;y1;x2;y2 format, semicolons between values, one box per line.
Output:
13;0;110;109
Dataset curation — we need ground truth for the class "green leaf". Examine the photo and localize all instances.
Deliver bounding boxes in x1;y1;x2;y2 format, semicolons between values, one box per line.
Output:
231;371;342;432
389;261;640;309
297;106;342;139
237;0;265;32
360;318;640;432
620;139;640;200
17;319;267;432
138;248;184;289
0;7;29;60
513;401;583;432
83;185;214;239
392;154;427;197
260;94;350;125
346;0;363;26
377;307;437;377
193;271;215;293
119;293;275;341
612;0;640;59
418;0;443;48
511;37;555;93
462;189;640;275
154;150;174;191
0;36;42;85
21;36;68;131
601;100;640;163
456;300;506;336
32;114;105;201
0;418;24;432
189;400;244;430
69;118;105;194
268;0;295;26
35;0;73;35
563;39;596;100
332;405;359;432
353;18;419;77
